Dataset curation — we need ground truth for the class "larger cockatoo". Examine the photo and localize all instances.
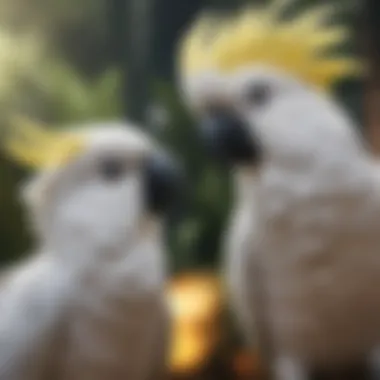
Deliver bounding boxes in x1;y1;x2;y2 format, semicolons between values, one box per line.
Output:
176;1;380;379
0;118;182;380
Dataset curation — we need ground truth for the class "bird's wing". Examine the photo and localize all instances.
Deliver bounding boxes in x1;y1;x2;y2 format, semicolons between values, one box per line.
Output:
145;300;171;380
0;255;70;380
226;203;275;377
246;248;276;379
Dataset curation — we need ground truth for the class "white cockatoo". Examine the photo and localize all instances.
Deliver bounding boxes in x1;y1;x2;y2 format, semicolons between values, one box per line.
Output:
177;1;380;379
0;119;182;380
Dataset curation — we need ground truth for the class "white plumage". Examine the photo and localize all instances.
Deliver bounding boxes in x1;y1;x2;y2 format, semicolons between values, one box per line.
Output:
227;75;380;370
195;67;380;378
177;0;372;376
0;122;171;380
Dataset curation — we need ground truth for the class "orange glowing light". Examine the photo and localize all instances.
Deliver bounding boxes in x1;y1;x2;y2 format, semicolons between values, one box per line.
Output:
166;272;222;374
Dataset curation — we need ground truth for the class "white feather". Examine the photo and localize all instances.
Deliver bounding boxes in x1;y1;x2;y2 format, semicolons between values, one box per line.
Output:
0;123;169;380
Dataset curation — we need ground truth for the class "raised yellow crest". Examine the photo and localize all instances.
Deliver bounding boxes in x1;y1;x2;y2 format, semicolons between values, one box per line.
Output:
2;116;85;170
178;0;363;91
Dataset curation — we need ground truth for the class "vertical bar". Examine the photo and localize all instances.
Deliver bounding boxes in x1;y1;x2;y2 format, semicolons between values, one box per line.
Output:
334;0;365;131
108;0;154;124
152;0;203;81
364;0;380;153
108;0;129;119
126;0;155;124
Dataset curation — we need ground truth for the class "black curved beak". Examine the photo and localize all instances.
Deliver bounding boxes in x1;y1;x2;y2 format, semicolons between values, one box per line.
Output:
144;152;185;214
199;110;262;166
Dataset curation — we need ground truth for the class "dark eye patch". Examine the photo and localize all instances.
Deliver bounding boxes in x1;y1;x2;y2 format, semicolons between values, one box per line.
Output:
245;82;272;107
98;157;127;181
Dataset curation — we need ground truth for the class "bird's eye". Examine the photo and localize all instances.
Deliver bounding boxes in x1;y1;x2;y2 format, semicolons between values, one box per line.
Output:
245;82;272;107
98;158;126;181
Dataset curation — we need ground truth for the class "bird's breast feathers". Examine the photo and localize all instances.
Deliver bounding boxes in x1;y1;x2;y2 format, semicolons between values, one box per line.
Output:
253;166;380;364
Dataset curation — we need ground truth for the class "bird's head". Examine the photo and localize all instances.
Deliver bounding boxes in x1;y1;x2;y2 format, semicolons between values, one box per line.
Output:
3;119;183;256
178;0;365;188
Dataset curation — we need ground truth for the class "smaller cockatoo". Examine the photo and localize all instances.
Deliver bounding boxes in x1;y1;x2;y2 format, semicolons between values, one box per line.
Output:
176;0;380;379
0;118;182;380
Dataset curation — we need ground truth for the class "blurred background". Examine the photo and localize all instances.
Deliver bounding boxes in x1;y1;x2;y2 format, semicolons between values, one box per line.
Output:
0;0;368;378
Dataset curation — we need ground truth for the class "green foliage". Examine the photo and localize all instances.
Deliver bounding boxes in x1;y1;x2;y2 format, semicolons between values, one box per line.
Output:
0;158;31;264
0;0;108;74
30;60;123;123
152;82;232;272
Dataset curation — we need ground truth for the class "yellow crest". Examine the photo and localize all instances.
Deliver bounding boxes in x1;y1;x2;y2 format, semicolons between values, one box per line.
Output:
2;116;85;170
178;0;363;91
